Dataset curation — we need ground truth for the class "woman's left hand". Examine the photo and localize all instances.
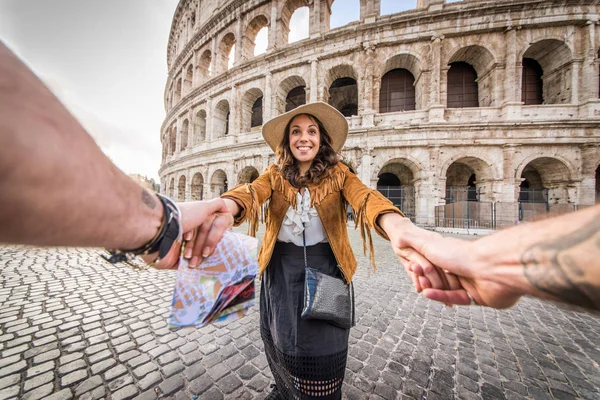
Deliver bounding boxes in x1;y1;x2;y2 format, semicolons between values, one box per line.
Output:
378;213;461;293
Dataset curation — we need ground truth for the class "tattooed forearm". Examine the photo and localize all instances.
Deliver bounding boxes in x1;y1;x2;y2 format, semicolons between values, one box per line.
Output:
142;189;156;210
521;217;600;311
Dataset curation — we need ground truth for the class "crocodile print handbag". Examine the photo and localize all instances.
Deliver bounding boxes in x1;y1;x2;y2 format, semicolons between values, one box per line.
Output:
300;225;355;329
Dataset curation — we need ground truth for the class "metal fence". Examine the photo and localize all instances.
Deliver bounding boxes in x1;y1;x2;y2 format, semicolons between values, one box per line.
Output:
435;201;497;230
445;187;478;204
377;186;415;221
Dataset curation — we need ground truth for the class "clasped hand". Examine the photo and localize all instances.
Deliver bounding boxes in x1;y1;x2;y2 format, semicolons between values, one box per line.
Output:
144;199;234;270
383;214;522;309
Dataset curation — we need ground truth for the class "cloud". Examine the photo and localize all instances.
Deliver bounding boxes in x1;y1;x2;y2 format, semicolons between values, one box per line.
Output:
289;7;310;43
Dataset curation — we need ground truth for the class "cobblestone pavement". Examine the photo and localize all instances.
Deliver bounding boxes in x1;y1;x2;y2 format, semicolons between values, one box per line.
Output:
0;225;599;400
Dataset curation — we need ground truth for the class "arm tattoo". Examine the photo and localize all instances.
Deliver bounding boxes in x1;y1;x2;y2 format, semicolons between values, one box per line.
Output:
521;216;600;311
142;190;156;210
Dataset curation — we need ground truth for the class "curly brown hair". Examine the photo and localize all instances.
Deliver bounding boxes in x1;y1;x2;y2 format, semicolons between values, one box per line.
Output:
276;113;340;188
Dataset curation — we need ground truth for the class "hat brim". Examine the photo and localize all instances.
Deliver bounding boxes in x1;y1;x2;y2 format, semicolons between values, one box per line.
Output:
261;102;349;153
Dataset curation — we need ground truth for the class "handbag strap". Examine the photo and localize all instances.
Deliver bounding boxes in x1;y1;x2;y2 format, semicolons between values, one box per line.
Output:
302;222;308;268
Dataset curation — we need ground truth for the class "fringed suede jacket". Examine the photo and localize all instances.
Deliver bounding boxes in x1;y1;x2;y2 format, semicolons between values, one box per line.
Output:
221;162;404;282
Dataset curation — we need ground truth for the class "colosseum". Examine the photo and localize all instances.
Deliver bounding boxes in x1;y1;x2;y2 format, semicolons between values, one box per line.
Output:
159;0;600;229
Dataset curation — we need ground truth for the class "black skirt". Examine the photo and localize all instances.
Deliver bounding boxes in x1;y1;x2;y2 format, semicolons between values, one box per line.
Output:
260;241;350;400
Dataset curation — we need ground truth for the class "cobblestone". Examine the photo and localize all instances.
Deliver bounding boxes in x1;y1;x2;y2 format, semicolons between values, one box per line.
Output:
0;229;598;398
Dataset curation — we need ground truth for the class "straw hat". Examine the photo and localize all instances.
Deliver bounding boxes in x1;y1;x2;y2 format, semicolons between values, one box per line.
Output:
261;101;348;153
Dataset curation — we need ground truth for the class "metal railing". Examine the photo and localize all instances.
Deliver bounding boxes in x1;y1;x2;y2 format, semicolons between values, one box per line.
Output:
445;187;478;204
518;189;548;204
377;186;415;221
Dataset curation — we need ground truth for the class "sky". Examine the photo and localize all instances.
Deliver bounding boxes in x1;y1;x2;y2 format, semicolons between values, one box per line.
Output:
0;0;445;180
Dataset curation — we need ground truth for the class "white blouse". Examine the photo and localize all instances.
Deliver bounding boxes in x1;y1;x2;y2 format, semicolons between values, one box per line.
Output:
276;188;328;246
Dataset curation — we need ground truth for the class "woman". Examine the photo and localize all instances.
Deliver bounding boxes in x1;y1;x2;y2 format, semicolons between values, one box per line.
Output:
217;102;441;399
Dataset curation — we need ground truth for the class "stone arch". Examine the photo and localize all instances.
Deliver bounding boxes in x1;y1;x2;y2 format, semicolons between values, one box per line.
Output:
193;109;206;145
169;124;177;155
324;64;359;117
244;15;269;59
197;49;212;84
184;63;194;94
442;156;496;203
376;158;421;219
241;88;264;132
379;53;422;111
178;175;186;201
169;177;175;198
279;0;310;46
180;119;189;150
447;45;496;107
214;100;230;138
174;77;182;103
277;75;307;114
211;169;228;197
522;39;573;104
191;172;204;200
218;32;236;73
516;156;574;205
238;166;260;184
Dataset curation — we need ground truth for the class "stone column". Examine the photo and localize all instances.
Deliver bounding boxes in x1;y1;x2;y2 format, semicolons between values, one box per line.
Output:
310;59;319;103
191;49;197;88
310;0;321;38
360;0;380;23
426;145;442;225
188;109;194;147
571;60;581;104
428;35;445;122
235;15;243;65
231;85;240;138
264;72;273;120
185;170;191;201
580;144;599;205
175;119;182;154
362;45;376;127
268;0;278;50
210;37;218;75
206;98;213;142
196;0;201;27
359;149;372;188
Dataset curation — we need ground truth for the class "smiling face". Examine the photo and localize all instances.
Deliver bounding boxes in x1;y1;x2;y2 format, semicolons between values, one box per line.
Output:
288;114;321;173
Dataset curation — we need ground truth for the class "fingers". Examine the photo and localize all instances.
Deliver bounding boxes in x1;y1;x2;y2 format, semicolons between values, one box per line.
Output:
421;288;472;306
178;199;230;233
401;248;446;290
188;214;215;267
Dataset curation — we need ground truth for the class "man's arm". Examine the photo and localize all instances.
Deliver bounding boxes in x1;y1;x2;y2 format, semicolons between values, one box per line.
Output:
401;205;600;311
0;42;233;252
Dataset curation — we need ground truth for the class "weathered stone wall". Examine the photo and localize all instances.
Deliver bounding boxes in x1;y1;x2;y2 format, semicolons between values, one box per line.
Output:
159;0;600;226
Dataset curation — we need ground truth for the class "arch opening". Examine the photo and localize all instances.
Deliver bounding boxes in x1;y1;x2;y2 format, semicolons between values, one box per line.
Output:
518;157;573;221
197;50;212;84
522;58;543;105
241;88;264;132
214;100;230;138
194;110;206;144
211;170;228;197
169;178;175;198
328;77;358;117
180;119;189;151
169;125;177;156
238;166;260;184
184;64;193;94
178;175;186;201
286;5;309;44
245;15;269;58
522;40;573;104
380;68;416;113
191;173;204;201
447;62;479;108
377;161;416;221
219;33;236;73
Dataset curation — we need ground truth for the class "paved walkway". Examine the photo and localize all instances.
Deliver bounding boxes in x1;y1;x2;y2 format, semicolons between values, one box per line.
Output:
0;226;599;400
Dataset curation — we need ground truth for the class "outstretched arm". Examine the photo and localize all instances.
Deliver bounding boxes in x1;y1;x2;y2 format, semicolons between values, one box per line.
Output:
0;42;231;255
402;205;600;311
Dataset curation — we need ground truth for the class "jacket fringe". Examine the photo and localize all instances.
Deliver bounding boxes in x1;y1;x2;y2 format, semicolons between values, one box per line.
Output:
311;168;345;207
245;184;260;237
271;171;297;208
355;192;377;272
